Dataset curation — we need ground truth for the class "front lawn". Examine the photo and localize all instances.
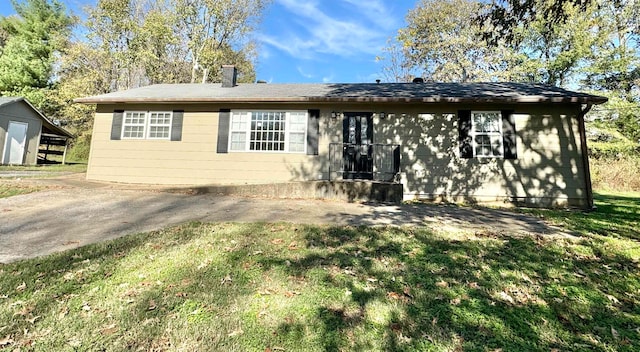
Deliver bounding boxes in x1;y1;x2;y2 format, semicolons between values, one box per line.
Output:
1;191;639;351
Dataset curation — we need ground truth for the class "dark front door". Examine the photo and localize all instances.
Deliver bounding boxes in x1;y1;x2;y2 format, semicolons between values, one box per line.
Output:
343;112;373;180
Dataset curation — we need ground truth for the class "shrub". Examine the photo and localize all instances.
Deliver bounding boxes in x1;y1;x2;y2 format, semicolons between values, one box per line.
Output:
66;133;92;162
591;154;640;191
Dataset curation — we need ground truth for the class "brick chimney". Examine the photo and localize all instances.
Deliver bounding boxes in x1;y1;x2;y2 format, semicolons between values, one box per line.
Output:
222;65;237;88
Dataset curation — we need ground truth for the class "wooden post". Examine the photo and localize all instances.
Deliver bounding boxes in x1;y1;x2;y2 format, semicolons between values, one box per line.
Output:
62;139;68;165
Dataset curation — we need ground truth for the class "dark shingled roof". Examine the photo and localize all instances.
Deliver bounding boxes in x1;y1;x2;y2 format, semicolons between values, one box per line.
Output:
75;82;608;105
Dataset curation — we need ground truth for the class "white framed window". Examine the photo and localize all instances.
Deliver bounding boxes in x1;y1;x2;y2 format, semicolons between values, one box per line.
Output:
122;111;147;139
229;110;307;153
230;111;250;151
147;112;172;139
471;111;503;158
121;111;172;140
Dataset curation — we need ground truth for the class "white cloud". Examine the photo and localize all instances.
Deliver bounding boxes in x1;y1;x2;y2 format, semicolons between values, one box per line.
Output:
297;66;315;78
322;74;335;83
341;0;395;28
258;0;397;60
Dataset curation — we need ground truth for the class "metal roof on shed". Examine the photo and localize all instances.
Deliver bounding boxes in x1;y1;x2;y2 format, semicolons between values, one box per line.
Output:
0;97;73;138
75;82;608;105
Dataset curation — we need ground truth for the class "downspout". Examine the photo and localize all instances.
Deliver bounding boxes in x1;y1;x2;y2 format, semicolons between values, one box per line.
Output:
578;104;594;210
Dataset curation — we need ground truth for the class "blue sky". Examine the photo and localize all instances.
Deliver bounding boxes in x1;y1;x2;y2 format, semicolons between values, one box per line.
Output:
257;0;417;83
1;0;418;83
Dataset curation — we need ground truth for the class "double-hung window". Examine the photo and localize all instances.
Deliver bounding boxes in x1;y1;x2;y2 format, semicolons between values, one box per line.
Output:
122;112;146;139
122;111;173;140
471;111;503;158
229;111;307;153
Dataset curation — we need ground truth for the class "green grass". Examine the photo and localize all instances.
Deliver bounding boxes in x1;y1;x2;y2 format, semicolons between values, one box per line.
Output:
0;163;87;173
521;191;640;242
1;192;639;351
0;183;42;198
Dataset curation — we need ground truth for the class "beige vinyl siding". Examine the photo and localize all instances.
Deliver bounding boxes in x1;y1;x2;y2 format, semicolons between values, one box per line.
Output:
87;102;589;207
87;104;333;185
374;105;588;207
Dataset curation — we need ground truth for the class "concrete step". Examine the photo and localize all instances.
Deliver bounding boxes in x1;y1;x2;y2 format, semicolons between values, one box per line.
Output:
176;181;403;203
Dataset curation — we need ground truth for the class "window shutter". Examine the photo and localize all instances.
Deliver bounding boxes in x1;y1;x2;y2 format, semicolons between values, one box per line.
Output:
458;110;472;158
501;110;517;159
217;109;230;153
171;110;184;141
110;110;124;140
307;109;320;155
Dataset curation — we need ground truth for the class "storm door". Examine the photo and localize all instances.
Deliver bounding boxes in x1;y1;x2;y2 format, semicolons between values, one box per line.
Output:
2;121;28;165
342;112;373;180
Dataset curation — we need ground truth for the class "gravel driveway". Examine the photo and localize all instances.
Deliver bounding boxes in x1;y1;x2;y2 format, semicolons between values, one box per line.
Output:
0;174;569;263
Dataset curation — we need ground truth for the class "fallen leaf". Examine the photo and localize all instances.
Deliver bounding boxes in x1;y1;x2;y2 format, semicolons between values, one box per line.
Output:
498;291;514;304
467;282;480;289
26;316;40;324
387;292;401;300
221;275;232;285
82;303;91;311
67;337;81;347
100;324;119;335
343;269;356;275
0;335;13;346
611;326;619;340
148;300;157;311
123;289;138;297
58;307;68;319
606;294;620;304
14;303;35;317
271;238;284;245
15;282;26;292
287;242;298;250
283;291;299;298
175;292;187;298
403;287;414;298
435;281;448;288
450;298;461;305
620;338;631;345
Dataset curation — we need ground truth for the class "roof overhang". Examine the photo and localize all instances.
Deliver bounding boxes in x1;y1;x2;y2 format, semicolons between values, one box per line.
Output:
1;97;73;138
74;96;608;105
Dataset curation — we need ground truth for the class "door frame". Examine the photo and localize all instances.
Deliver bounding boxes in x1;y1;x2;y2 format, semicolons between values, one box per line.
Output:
342;112;374;180
2;121;29;165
